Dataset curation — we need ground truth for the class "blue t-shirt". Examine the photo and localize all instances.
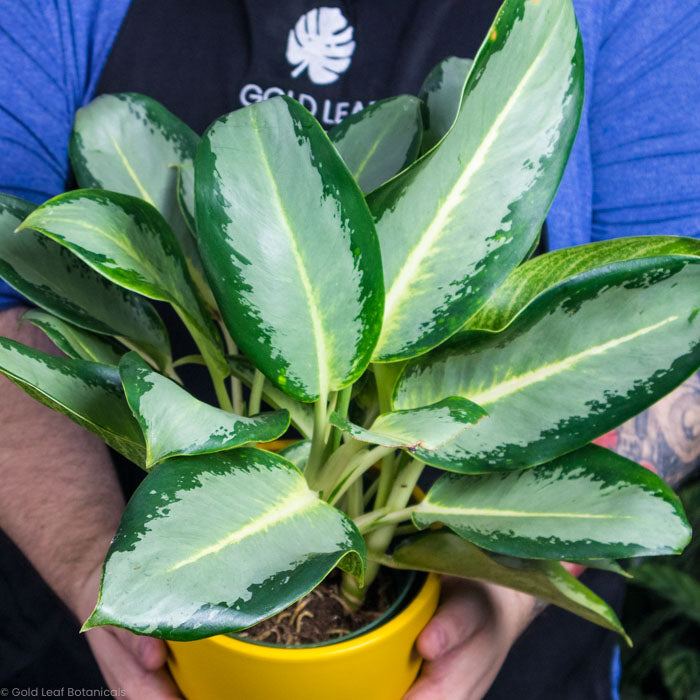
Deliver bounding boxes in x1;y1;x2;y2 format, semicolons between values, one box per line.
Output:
0;0;699;312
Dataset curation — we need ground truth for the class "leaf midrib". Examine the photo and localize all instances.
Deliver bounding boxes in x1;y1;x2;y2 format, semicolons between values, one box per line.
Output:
466;315;678;406
249;107;329;398
418;504;632;520
167;484;319;571
109;135;157;207
379;6;566;343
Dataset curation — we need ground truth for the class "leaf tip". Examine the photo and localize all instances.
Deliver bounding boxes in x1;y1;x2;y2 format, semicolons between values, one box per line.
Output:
80;607;109;633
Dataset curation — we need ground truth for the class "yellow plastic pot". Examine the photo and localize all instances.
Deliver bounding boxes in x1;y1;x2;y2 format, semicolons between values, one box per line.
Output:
167;572;440;700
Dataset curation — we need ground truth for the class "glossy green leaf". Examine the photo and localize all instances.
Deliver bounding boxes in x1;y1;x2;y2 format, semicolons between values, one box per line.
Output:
367;0;583;361
120;353;290;468
0;193;170;369
329;95;423;193
413;446;690;560
467;236;700;332
329;397;486;470
69;93;215;309
83;448;365;640
0;337;145;465
278;439;312;471
395;257;700;471
418;56;473;153
196;96;384;402
227;356;313;438
18;189;227;378
378;531;628;641
21;309;125;365
175;163;196;235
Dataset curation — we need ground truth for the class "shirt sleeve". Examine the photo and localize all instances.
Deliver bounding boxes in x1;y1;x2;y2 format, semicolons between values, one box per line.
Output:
0;0;129;310
588;0;700;240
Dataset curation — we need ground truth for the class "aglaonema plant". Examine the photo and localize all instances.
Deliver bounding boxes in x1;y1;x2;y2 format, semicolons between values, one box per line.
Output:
0;0;697;645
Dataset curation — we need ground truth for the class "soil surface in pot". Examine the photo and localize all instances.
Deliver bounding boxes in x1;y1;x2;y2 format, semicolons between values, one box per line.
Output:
235;569;393;646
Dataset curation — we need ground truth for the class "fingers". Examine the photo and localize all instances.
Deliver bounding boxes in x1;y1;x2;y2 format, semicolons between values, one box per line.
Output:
406;578;537;700
114;627;169;671
416;578;489;661
405;623;507;700
85;627;182;699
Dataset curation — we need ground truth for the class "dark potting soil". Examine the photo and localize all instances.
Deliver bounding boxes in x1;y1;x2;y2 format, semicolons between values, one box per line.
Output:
234;568;394;646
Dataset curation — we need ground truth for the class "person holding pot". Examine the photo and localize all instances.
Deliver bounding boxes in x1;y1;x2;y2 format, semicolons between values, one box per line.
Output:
0;1;698;698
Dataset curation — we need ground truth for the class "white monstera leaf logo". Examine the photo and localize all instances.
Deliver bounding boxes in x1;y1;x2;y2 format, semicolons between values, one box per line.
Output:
286;7;356;85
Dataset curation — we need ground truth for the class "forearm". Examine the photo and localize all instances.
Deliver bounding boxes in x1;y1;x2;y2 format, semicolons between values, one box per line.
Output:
0;306;125;621
611;372;700;487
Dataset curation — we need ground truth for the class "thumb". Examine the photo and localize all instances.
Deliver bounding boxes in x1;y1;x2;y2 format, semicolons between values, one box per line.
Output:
416;578;490;661
113;627;169;671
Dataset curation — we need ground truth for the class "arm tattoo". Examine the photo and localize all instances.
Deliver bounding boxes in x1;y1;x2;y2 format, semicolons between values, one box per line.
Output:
614;372;700;488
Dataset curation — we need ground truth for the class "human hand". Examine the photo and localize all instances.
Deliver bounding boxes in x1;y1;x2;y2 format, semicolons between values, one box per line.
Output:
75;564;183;699
404;576;536;700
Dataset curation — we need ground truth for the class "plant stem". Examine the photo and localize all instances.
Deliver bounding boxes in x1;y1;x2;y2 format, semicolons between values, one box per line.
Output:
340;571;366;611
174;310;232;412
248;369;265;416
323;391;338;445
171;354;206;368
329;385;352;452
340;499;419;611
329;445;395;506
372;363;395;414
361;402;380;428
218;319;244;414
353;505;418;534
162;363;183;385
212;373;234;412
346;479;363;520
370;362;401;510
315;439;364;497
304;393;329;487
373;452;397;510
362;477;380;507
363;458;425;586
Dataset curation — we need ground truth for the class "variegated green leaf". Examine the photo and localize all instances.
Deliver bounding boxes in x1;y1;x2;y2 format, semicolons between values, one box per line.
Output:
0;193;170;369
418;56;473;153
329;95;423;193
329;397;486;470
21;309;125;365
175;162;196;235
378;531;628;641
196;96;384;402
120;352;290;468
413;446;691;560
278;439;312;471
18;189;227;379
83;448;365;640
227;356;313;438
395;257;700;471
0;337;145;465
367;0;583;361
69;93;215;309
467;236;700;332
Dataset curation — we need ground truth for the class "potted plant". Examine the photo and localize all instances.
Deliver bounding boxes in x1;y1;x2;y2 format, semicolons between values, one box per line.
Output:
0;0;697;698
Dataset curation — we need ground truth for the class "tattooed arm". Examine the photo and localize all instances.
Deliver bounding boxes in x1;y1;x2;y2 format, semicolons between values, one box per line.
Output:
612;372;700;488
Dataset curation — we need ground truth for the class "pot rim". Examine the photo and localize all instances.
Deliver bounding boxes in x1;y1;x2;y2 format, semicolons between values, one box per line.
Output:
189;572;440;661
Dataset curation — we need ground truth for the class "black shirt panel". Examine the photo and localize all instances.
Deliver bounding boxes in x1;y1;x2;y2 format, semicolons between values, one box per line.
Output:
96;0;503;133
